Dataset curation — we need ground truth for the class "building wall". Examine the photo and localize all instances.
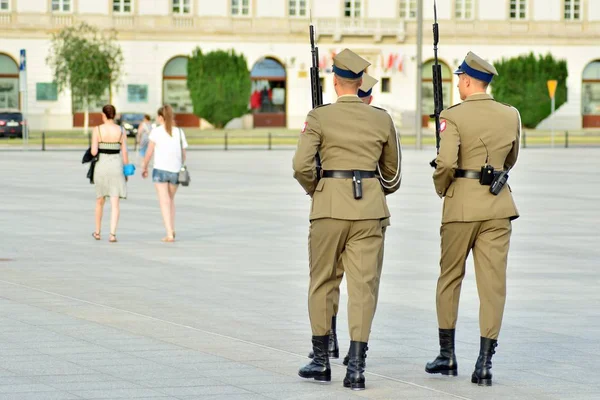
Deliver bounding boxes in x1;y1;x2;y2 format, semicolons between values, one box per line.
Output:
533;0;561;21
478;0;506;21
17;0;46;13
138;0;169;16
198;0;228;16
79;0;109;15
4;0;599;130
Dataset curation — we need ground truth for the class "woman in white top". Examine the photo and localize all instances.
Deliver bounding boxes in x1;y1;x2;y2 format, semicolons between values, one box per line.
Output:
141;104;188;242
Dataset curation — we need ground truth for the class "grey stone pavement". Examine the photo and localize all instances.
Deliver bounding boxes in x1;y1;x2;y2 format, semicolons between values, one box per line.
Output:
0;147;599;400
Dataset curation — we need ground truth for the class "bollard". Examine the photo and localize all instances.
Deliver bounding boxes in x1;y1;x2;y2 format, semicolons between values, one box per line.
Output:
224;132;228;150
522;130;527;148
268;132;272;150
42;132;46;151
565;131;569;148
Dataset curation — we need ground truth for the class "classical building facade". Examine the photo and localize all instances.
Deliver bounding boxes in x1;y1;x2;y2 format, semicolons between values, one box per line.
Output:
1;0;599;130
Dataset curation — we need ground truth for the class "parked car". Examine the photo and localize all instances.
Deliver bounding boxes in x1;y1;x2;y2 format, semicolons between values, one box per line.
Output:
116;113;145;137
0;111;24;138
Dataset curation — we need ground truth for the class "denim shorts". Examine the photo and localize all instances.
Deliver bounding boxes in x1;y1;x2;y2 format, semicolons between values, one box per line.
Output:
152;168;179;184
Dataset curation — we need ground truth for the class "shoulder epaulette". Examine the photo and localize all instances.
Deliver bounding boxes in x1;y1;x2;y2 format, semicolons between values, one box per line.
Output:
445;103;463;111
370;105;391;115
495;100;514;108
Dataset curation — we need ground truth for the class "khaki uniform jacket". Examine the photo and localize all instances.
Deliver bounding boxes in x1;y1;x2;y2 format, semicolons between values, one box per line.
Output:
293;95;401;221
433;93;520;224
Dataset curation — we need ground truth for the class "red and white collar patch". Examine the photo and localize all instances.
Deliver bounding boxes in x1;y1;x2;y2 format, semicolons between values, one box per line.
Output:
301;121;307;134
440;120;447;132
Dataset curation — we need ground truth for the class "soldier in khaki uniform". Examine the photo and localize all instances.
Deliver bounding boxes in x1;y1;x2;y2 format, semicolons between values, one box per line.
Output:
306;72;392;367
425;52;520;386
293;50;401;390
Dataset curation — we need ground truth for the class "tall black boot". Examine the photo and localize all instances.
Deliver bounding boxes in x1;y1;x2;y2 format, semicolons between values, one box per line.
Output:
425;328;458;376
299;335;331;382
307;316;339;359
343;341;368;390
471;337;498;386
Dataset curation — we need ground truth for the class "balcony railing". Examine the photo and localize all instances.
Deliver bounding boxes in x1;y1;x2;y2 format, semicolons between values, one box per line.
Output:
2;14;600;43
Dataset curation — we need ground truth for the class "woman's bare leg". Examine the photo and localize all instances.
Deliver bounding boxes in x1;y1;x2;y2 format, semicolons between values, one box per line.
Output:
155;183;174;239
168;183;178;236
109;196;120;236
95;197;105;234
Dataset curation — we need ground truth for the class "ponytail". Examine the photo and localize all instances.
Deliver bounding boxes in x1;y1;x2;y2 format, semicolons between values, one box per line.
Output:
158;104;174;136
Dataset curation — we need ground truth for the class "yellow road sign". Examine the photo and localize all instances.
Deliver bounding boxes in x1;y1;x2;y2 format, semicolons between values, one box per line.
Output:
547;80;558;99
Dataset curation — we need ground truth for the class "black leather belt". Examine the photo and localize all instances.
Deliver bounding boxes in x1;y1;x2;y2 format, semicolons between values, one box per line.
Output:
322;170;376;179
455;169;481;179
98;149;120;154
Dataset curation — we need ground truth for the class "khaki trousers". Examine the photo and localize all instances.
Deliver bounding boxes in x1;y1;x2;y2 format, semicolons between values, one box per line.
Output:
332;226;387;316
308;218;382;342
436;218;512;339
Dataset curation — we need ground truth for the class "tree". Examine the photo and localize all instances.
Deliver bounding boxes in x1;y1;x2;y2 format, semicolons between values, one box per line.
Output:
492;52;568;128
187;48;251;129
46;22;124;134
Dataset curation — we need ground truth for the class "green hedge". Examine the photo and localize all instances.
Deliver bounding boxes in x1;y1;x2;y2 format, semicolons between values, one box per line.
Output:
492;53;568;128
187;48;251;129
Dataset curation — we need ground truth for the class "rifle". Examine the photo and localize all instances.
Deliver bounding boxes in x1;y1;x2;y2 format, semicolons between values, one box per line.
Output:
429;0;443;168
309;23;323;180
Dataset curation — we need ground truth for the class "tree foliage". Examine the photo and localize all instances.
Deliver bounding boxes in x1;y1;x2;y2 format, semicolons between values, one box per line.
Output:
46;22;124;110
492;52;568;128
187;48;251;129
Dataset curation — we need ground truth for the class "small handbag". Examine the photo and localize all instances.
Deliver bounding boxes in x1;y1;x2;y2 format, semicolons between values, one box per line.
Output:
177;127;190;186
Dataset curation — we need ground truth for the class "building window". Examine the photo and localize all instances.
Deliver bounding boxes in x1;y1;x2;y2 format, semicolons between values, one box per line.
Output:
455;0;473;20
289;0;306;17
381;78;391;93
36;83;58;101
127;84;148;103
232;0;250;16
163;57;193;114
113;0;132;13
173;0;191;14
582;61;600;127
564;0;581;20
52;0;71;12
0;0;10;12
399;0;416;19
344;0;362;18
510;0;527;20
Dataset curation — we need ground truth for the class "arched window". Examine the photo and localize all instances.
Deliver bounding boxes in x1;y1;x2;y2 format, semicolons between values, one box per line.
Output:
421;59;452;127
163;56;193;114
250;57;286;127
0;54;19;110
582;61;600;127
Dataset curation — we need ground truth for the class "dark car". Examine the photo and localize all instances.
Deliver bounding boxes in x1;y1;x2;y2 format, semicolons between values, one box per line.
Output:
117;113;145;137
0;111;24;138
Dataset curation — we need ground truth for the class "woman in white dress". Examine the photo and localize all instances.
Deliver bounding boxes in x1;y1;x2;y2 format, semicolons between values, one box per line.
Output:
91;104;129;243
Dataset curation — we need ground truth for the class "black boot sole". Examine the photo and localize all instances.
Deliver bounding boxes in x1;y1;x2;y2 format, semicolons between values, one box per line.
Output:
343;379;365;390
298;371;331;382
471;375;492;386
425;367;458;376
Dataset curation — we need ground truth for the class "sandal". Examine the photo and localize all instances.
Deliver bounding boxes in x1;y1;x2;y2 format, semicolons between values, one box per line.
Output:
109;233;117;243
92;232;101;240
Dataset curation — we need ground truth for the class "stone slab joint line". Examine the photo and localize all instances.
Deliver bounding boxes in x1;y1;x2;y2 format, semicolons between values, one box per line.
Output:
0;279;473;400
